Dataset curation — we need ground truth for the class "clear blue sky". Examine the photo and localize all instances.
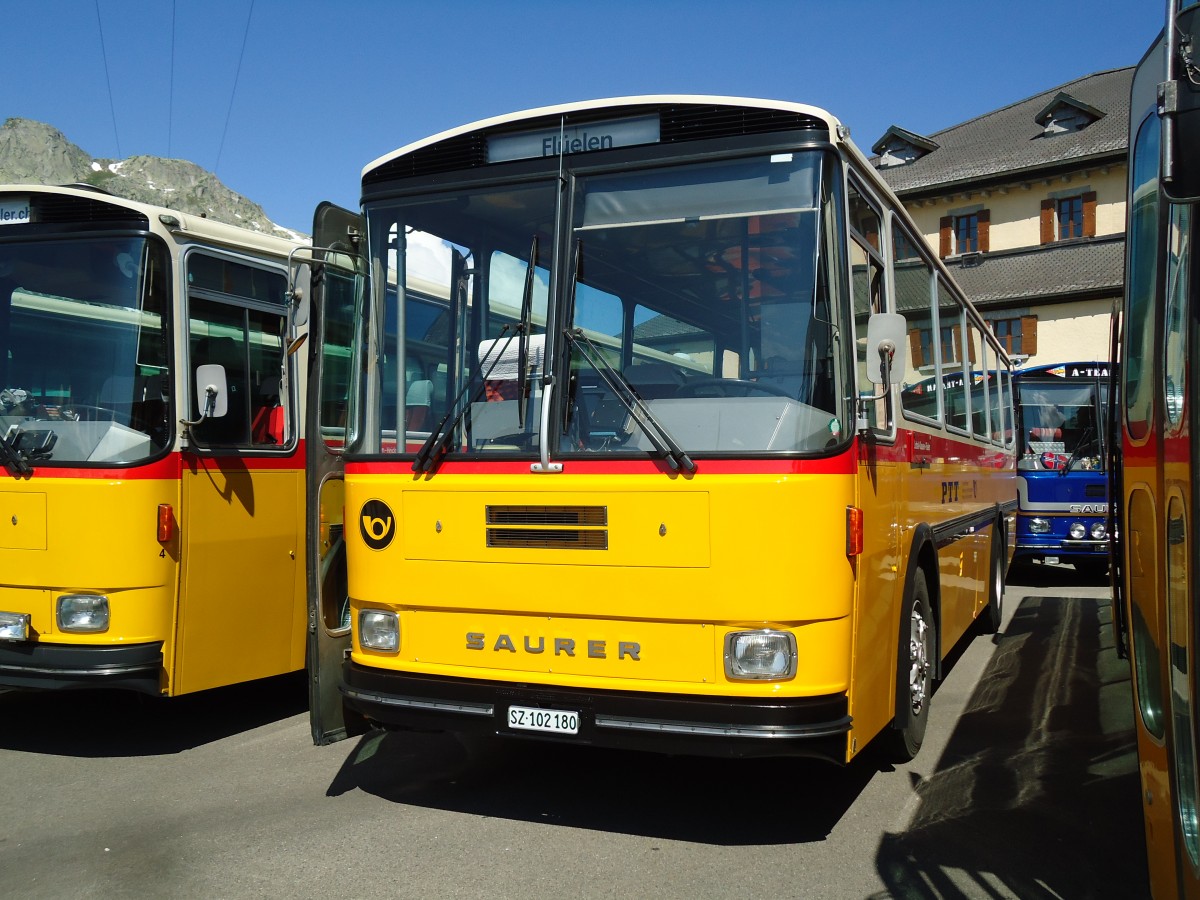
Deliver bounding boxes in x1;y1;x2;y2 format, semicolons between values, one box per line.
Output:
6;0;1161;233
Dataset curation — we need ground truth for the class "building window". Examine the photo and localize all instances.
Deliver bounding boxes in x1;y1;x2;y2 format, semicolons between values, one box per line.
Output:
989;316;1038;358
939;210;990;258
1041;191;1097;243
956;214;979;253
940;324;960;364
1058;196;1083;239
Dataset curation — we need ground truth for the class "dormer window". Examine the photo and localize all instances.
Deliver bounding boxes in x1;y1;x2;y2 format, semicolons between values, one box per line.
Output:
1035;92;1104;137
871;126;938;168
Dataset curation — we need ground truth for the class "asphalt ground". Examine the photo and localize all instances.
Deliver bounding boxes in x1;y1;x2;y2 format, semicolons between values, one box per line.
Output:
0;561;1142;899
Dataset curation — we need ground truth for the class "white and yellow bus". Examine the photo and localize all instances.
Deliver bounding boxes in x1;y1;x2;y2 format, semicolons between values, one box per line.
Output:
307;97;1018;762
0;184;312;697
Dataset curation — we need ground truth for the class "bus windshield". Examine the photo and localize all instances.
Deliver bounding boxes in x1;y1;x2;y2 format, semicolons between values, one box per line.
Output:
0;235;171;466
359;149;846;459
564;153;842;455
1018;378;1106;471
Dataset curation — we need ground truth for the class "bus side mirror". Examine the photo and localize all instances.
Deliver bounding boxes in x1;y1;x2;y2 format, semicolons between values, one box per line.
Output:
866;313;907;386
180;364;229;427
1164;6;1200;201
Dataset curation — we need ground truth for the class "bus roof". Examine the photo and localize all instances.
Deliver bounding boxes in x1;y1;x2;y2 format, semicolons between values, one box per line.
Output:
0;183;306;256
363;95;852;179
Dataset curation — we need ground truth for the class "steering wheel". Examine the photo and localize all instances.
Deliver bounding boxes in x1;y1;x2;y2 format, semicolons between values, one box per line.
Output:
674;378;793;399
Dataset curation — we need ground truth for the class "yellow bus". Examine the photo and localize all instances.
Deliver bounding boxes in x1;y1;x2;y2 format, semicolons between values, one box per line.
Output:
306;97;1018;762
0;184;312;697
1115;2;1200;894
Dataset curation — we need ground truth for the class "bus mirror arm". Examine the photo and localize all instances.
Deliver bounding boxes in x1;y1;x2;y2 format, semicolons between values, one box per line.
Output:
179;364;229;428
865;313;907;386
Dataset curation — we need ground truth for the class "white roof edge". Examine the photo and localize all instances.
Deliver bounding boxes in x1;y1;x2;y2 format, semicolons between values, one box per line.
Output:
362;95;846;178
0;183;306;254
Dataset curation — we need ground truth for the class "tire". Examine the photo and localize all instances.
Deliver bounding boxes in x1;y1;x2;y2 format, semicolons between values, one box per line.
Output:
981;524;1005;634
1073;558;1110;582
882;570;934;763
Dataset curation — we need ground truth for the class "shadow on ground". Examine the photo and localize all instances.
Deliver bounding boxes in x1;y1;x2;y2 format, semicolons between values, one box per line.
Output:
872;577;1146;898
0;670;307;757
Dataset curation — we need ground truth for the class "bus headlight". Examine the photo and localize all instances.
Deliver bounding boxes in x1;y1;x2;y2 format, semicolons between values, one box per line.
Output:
1069;522;1087;540
1091;522;1107;540
0;611;30;641
724;630;797;681
56;595;109;633
359;610;399;652
1030;518;1051;534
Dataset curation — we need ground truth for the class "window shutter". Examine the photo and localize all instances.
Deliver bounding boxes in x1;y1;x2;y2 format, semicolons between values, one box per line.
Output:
1021;315;1038;356
939;217;952;258
1040;200;1055;243
909;329;925;368
978;209;990;252
1082;191;1097;237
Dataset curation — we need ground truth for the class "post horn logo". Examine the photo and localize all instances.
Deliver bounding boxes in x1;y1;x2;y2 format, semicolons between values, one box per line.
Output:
359;499;396;551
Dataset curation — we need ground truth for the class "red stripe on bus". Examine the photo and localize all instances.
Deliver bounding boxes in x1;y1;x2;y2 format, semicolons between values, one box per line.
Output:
25;444;304;480
349;450;859;477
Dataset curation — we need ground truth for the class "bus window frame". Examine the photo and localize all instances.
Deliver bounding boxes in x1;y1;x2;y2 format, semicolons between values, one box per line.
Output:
892;214;943;429
182;245;295;455
848;172;897;444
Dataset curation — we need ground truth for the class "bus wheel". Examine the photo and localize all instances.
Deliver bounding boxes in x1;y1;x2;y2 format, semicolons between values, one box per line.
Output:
883;571;933;762
981;525;1004;634
1073;558;1110;582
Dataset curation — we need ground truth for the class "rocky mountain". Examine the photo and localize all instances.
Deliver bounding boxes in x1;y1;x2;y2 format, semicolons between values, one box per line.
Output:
0;118;302;240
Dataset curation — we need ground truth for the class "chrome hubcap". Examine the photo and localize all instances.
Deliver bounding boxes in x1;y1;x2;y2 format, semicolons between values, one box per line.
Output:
907;606;930;715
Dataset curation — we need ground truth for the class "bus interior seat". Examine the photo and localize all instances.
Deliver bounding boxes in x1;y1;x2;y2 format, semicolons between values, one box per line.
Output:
405;379;433;432
251;375;284;445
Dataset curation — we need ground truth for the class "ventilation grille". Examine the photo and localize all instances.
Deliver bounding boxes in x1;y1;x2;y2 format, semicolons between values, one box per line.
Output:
363;133;488;185
486;505;608;550
1084;484;1107;498
27;192;149;228
659;104;824;143
364;103;827;182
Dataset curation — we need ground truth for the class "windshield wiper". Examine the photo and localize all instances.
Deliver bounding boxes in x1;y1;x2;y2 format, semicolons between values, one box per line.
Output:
516;235;537;430
564;328;695;474
0;429;33;478
411;323;521;475
1060;424;1097;476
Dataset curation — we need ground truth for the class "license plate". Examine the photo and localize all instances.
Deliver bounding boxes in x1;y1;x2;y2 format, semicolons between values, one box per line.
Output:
507;705;580;735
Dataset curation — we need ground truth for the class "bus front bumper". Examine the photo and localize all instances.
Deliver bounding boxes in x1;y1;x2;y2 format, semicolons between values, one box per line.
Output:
341;661;852;762
0;641;163;694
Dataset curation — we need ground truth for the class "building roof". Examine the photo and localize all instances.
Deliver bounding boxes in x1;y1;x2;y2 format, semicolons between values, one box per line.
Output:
874;67;1133;195
946;234;1125;307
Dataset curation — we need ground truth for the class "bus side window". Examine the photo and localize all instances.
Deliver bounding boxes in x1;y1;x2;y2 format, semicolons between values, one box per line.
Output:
186;252;288;451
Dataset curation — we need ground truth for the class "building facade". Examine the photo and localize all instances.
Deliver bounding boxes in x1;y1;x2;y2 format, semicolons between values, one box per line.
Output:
872;67;1131;368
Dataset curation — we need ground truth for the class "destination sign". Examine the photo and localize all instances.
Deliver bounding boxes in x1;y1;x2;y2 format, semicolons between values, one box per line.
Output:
487;114;660;163
0;198;30;226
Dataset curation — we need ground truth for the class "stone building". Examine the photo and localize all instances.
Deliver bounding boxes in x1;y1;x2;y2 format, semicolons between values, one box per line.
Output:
872;67;1131;367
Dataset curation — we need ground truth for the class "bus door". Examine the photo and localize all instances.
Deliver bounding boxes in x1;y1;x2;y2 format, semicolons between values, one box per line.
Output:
849;184;904;744
306;203;364;744
177;249;302;695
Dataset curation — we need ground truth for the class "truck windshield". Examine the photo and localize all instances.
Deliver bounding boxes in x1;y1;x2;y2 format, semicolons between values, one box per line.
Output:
0;235;171;466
